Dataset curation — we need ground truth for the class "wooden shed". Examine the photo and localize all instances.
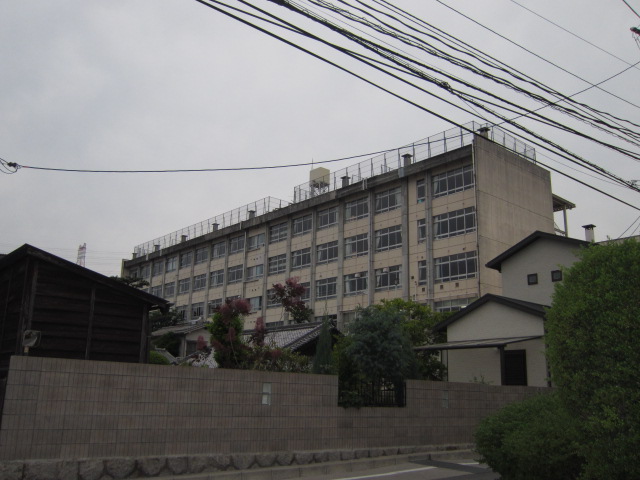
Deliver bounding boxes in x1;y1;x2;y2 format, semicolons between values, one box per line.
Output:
0;244;170;377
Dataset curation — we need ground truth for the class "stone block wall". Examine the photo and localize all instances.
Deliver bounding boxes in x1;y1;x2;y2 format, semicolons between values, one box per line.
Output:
0;356;547;460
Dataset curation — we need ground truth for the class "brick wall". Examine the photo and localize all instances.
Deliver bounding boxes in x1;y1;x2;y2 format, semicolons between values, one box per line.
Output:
0;356;547;460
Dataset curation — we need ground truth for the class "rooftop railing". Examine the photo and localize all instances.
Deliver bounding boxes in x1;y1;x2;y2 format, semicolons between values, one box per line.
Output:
132;196;289;258
292;122;536;203
131;122;536;259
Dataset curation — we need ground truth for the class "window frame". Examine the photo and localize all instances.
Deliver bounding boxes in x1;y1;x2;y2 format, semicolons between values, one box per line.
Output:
551;270;563;282
432;165;474;198
374;225;402;252
374;187;401;214
247;233;265;250
178;278;191;295
375;265;402;290
292;214;312;236
163;282;175;297
344;197;369;222
344;272;368;295
212;242;226;259
315;277;337;300
193;274;207;291
317;206;337;229
165;256;177;273
195;247;209;265
268;254;287;275
433;206;476;240
229;235;245;254
291;247;311;270
227;264;244;283
209;269;224;287
527;273;539;285
345;233;369;258
179;252;193;269
246;264;264;281
269;222;288;244
316;240;338;264
434;251;478;283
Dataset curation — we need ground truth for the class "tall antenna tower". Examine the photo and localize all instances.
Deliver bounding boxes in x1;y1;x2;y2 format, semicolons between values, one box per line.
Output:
76;243;86;267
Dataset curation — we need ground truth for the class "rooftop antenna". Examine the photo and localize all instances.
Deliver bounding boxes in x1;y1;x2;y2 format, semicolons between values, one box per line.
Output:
76;243;86;267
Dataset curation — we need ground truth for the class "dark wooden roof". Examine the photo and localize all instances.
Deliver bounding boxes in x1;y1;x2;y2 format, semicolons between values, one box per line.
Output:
0;244;170;311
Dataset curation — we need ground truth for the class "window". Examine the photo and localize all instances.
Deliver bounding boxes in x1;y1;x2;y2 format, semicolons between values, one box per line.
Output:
417;219;427;242
375;265;401;290
175;305;188;321
434;297;475;313
375;187;401;213
433;207;476;239
434;251;478;282
432;165;474;198
193;274;207;291
345;233;368;258
247;233;265;250
227;265;243;283
418;260;427;285
375;225;402;252
344;197;368;221
291;248;311;270
551;270;563;282
192;302;204;319
292;215;312;236
210;269;224;287
317;241;338;264
178;278;191;294
299;282;311;301
152;261;163;277
268;254;287;275
269;222;288;244
164;282;175;297
316;277;337;299
229;235;245;254
317;207;337;229
150;285;162;297
208;298;222;314
246;264;264;281
416;178;426;203
527;273;538;285
140;264;150;278
212;242;226;259
180;252;193;269
249;296;263;312
195;247;209;265
344;272;367;295
166;256;177;272
267;288;281;307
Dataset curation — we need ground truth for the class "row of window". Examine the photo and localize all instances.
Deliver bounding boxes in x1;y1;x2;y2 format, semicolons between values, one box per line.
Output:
175;293;476;322
154;248;476;301
141;211;476;281
417;164;475;202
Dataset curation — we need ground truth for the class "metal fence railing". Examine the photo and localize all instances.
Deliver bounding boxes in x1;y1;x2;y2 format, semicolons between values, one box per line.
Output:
132;196;289;258
292;121;536;203
339;379;407;407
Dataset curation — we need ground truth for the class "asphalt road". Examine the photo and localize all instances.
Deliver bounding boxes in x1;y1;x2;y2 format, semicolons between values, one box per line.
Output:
300;459;499;480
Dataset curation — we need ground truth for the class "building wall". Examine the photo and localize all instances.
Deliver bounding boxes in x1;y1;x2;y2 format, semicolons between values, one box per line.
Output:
124;137;556;330
0;356;547;461
446;338;548;387
445;302;547;387
499;238;581;305
474;137;555;297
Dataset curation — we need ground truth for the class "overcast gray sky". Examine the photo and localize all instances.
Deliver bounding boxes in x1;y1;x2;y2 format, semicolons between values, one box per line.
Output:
2;0;639;276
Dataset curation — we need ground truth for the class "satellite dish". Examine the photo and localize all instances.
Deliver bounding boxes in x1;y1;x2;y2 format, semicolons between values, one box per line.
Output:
22;330;41;348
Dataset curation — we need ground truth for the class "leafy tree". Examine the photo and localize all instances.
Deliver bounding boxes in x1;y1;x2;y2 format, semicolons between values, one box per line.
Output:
271;277;313;323
337;306;416;407
375;299;447;380
312;317;333;374
207;298;251;368
545;240;640;479
111;275;149;289
149;350;171;365
153;332;181;357
475;392;583;480
149;308;183;332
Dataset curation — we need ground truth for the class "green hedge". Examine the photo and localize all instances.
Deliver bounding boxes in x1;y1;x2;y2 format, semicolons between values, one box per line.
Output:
475;392;583;480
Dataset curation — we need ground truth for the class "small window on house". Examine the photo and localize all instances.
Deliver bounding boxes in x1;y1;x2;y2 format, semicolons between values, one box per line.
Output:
527;273;538;285
551;270;563;282
262;383;272;405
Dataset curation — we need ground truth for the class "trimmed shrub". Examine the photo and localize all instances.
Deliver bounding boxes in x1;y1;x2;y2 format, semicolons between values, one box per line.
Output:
149;351;170;365
475;392;583;480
